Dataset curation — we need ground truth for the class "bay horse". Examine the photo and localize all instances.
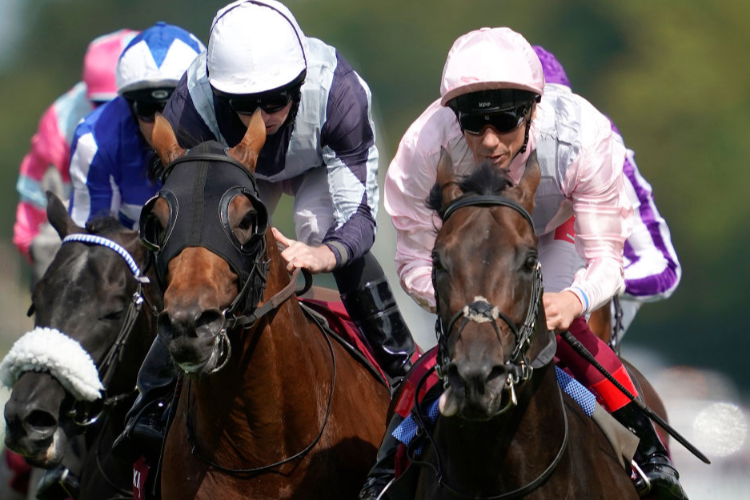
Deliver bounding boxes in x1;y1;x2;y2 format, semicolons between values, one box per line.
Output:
2;193;160;499
140;112;391;499
396;151;640;499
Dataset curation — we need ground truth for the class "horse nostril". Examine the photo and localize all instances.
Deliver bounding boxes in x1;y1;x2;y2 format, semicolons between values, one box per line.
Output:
487;365;507;384
23;410;58;439
196;309;223;338
158;312;175;341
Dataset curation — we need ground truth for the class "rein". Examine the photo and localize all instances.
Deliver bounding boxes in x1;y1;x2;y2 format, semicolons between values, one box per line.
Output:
417;193;569;498
404;363;568;500
184;266;337;475
60;234;159;427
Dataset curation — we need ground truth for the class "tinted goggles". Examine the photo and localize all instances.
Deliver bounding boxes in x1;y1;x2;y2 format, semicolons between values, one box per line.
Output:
130;100;168;123
220;89;295;115
458;104;532;135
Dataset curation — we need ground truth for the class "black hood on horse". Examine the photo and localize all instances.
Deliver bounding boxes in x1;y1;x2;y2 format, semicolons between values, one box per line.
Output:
140;140;269;312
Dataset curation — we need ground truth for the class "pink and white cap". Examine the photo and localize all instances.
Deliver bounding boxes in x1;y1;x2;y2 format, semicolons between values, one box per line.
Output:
83;29;139;102
440;27;545;106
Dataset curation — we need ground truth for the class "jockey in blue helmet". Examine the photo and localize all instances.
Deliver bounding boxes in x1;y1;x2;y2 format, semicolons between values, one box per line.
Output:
68;22;205;229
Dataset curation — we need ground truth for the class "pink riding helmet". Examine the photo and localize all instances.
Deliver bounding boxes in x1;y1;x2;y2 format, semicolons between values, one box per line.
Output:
83;29;139;103
440;27;545;106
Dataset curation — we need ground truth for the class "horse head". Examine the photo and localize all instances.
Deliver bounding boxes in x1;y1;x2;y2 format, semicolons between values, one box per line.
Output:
428;149;552;420
141;111;268;375
2;194;158;467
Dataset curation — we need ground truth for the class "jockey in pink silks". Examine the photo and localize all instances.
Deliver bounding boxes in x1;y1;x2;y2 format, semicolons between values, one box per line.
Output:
13;29;137;283
359;28;687;500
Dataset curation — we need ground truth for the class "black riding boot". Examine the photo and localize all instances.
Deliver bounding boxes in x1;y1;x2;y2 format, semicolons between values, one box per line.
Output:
359;412;405;500
112;337;177;464
341;276;416;391
612;401;688;500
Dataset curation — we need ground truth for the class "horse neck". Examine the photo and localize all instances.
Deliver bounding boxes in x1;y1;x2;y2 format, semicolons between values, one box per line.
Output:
190;240;333;463
433;364;567;489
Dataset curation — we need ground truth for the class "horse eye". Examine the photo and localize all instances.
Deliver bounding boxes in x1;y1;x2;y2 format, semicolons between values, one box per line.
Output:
238;211;256;231
102;310;124;321
524;255;538;271
432;252;444;271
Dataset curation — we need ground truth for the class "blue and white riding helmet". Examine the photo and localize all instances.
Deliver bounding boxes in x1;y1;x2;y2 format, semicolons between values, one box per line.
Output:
116;21;205;101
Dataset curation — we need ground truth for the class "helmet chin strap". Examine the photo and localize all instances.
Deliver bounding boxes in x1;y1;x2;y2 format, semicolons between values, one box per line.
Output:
519;114;533;154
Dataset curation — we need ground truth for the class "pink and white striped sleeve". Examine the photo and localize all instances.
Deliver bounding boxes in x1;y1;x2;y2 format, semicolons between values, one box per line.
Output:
562;110;632;315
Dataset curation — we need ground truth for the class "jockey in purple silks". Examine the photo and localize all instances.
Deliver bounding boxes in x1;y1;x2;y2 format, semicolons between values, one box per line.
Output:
532;45;681;343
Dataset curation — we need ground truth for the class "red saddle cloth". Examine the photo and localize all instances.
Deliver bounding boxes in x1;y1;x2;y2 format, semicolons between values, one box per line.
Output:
3;448;30;494
298;298;389;383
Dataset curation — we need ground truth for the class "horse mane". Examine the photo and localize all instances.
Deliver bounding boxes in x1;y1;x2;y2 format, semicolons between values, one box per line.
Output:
426;161;515;215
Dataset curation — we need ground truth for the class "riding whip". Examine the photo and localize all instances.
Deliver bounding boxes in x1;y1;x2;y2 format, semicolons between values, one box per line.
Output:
560;330;711;464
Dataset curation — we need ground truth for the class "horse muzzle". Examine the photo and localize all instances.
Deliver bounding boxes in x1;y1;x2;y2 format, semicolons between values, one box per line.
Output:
439;359;515;420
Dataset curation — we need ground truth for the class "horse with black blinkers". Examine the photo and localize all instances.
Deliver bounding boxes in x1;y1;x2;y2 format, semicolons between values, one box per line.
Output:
139;111;391;499
2;193;161;499
390;150;639;499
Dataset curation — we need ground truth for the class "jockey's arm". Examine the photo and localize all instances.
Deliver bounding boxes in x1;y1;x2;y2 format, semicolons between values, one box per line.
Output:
68;123;118;227
560;113;632;318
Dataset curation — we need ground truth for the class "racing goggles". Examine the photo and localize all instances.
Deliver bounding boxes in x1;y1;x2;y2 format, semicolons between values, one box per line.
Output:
130;99;168;123
458;103;532;135
218;88;295;115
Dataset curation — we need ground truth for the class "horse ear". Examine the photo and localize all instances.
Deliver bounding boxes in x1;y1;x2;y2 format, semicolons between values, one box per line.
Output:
227;109;266;173
513;150;541;213
46;191;83;239
151;113;186;165
436;148;462;207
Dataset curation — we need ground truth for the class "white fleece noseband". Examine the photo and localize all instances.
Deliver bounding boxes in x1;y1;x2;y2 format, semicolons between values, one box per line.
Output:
0;327;104;401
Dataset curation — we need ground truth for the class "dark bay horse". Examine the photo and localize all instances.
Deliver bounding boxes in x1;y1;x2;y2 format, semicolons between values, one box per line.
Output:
399;151;639;499
2;193;160;499
140;112;391;499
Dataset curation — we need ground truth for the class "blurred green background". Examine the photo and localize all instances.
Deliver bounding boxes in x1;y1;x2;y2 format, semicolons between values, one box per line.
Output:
0;0;748;393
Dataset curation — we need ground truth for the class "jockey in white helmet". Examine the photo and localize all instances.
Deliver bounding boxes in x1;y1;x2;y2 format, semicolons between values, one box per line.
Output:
113;0;416;465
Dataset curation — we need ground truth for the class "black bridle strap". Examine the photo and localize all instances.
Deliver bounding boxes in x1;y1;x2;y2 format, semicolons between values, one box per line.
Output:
226;267;309;330
184;304;337;475
442;195;535;231
405;364;569;500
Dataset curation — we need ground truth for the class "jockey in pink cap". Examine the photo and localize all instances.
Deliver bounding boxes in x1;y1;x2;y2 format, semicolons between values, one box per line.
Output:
359;28;687;500
13;29;137;284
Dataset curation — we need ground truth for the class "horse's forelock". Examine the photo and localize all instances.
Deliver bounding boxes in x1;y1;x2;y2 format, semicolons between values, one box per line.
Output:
459;162;514;196
426;161;515;214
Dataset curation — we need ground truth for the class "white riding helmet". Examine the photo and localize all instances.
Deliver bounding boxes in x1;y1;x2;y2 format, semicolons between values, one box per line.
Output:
440;27;545;107
116;22;205;98
207;0;307;95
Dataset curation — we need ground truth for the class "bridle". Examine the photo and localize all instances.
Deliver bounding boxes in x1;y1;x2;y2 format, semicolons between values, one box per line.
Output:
435;194;555;410
407;192;567;500
145;148;337;475
60;234;159;428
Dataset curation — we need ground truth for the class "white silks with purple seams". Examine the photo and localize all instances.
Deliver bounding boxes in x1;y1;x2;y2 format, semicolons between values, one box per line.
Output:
0;327;103;401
